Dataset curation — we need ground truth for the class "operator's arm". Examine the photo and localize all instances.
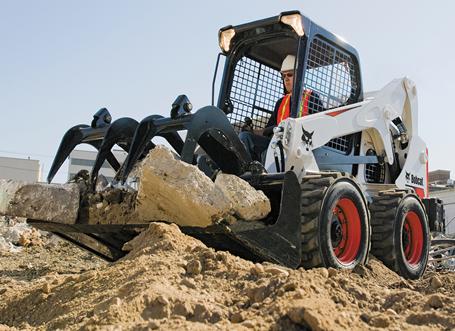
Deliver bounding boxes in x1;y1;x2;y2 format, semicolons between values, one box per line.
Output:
262;98;282;137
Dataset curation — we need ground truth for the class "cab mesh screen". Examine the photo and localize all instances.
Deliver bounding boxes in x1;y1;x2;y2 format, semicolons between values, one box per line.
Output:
225;37;358;155
227;56;284;132
305;36;359;153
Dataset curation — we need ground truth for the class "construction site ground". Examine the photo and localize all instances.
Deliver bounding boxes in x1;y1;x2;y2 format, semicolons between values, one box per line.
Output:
0;219;454;331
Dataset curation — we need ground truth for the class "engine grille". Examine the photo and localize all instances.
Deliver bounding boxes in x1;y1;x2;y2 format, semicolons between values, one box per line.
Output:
365;150;385;183
365;164;383;183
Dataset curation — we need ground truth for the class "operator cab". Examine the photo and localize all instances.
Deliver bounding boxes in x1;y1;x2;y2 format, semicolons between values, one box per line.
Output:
216;11;366;177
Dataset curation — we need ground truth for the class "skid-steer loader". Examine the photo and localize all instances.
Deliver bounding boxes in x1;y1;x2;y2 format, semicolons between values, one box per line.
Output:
32;11;443;279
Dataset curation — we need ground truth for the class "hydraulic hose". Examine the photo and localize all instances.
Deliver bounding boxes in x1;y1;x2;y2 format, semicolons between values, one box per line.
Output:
278;140;285;172
274;152;281;172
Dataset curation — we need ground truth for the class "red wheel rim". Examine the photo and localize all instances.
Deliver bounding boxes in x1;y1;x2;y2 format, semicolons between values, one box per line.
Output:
402;211;424;266
331;198;362;265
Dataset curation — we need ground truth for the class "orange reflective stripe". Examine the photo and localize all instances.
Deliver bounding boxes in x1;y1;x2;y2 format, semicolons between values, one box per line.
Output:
302;89;311;117
297;90;312;117
279;90;312;123
277;94;291;124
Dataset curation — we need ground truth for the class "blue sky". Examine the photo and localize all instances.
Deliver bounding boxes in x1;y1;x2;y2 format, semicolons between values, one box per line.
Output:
1;1;454;182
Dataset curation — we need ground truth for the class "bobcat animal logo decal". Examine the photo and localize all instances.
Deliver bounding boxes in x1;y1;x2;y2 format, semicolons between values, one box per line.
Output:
301;126;314;151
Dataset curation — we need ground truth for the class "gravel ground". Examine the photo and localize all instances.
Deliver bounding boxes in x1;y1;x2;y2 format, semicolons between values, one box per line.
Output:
0;220;454;331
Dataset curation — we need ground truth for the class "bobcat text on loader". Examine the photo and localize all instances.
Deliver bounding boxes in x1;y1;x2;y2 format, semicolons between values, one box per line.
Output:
33;11;445;279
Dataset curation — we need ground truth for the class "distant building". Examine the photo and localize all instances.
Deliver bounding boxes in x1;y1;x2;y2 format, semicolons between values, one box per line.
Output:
68;149;127;182
0;156;40;182
429;169;451;186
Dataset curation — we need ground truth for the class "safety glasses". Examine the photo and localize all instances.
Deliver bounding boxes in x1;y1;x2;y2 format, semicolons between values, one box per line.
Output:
281;72;294;79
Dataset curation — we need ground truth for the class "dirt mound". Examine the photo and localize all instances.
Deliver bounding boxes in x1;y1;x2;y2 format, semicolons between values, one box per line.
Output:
0;222;454;330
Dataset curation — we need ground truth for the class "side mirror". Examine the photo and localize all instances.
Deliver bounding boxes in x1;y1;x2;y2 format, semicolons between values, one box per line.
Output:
170;95;193;119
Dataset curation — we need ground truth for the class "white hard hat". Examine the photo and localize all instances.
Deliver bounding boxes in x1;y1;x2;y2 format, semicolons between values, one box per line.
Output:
281;55;295;72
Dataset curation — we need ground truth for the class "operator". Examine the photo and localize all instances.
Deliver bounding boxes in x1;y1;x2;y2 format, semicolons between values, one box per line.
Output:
239;55;323;162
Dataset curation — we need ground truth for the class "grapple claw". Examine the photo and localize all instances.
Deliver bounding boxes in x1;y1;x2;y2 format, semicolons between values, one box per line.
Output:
47;109;117;183
47;124;91;183
118;115;185;183
91;117;140;188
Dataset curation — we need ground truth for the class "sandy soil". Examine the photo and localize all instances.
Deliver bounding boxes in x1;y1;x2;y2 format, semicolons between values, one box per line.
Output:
0;220;454;331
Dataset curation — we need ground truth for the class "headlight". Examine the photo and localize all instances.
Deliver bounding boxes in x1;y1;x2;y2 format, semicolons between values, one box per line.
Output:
219;28;236;53
280;14;304;37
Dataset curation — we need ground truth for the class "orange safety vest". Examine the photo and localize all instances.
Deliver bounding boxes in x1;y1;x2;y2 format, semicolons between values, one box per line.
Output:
277;89;313;124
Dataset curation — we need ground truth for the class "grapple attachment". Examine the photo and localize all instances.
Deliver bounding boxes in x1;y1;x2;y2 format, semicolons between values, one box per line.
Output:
43;101;301;268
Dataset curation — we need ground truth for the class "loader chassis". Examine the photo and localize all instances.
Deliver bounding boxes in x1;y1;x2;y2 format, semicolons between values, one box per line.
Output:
41;11;432;279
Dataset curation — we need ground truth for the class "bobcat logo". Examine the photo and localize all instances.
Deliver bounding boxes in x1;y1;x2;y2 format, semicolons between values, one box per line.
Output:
405;171;410;181
405;171;424;186
301;126;314;151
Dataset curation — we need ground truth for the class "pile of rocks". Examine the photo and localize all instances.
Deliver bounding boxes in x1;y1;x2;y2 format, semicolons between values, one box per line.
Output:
0;216;44;252
0;146;271;228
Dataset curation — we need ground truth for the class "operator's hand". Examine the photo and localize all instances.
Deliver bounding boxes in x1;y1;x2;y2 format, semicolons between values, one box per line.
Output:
262;125;275;137
241;117;254;132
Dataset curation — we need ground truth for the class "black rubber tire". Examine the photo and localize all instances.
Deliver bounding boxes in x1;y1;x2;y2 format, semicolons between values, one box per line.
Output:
370;190;430;279
300;173;371;269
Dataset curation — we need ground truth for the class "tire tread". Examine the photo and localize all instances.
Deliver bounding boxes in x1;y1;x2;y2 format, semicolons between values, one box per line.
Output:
300;172;369;269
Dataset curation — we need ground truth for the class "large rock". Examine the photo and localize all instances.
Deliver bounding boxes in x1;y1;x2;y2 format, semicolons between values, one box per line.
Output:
0;180;79;224
135;147;232;227
215;173;270;221
135;146;270;227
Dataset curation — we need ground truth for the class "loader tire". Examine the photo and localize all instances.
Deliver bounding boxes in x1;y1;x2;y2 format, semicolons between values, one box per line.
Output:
300;173;370;269
370;190;430;279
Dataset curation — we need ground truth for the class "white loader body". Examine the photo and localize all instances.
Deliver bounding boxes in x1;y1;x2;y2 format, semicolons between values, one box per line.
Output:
265;77;428;198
